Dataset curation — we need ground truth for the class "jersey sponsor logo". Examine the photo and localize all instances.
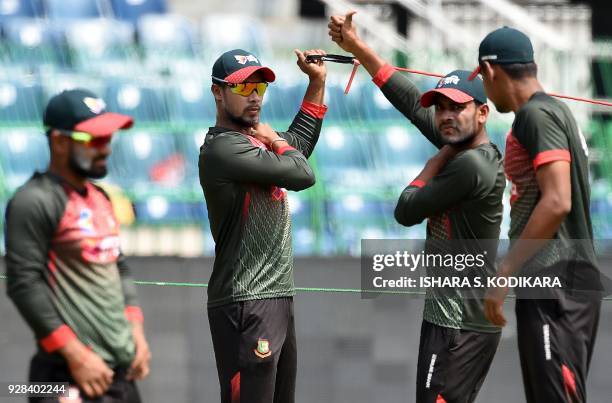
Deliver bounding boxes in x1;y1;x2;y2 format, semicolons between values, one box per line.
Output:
234;55;259;65
81;235;121;264
271;186;286;201
254;338;272;358
83;97;106;114
437;75;459;88
78;208;95;236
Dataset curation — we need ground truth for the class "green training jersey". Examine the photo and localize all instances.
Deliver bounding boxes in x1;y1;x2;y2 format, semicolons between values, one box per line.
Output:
505;91;596;272
5;172;140;367
199;103;326;307
374;65;505;333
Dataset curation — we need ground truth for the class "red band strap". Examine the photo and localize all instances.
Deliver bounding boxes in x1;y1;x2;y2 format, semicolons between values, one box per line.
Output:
301;101;328;119
231;372;241;403
533;149;571;170
125;306;144;324
275;145;296;155
409;179;427;188
372;64;397;88
40;325;77;353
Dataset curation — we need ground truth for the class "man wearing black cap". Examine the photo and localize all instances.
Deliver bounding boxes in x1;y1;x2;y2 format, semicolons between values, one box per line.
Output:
329;12;504;403
5;89;150;402
199;48;327;403
470;27;601;403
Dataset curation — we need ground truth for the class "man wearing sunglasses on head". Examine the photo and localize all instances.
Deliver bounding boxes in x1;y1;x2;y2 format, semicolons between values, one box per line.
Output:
199;48;327;403
5;89;150;402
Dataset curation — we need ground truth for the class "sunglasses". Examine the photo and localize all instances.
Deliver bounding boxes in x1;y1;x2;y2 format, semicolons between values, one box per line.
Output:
213;76;268;97
56;129;112;148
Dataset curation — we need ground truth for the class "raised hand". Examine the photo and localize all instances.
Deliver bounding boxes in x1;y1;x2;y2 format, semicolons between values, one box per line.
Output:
295;49;327;82
328;11;360;53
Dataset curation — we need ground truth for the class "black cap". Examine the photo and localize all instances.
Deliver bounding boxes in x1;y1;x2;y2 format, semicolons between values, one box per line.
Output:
468;26;534;80
212;49;275;84
44;88;133;137
420;70;487;107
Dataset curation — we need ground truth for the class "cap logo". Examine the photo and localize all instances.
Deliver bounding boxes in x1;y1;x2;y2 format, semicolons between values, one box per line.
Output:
481;55;498;61
234;54;259;65
438;75;460;88
83;97;106;114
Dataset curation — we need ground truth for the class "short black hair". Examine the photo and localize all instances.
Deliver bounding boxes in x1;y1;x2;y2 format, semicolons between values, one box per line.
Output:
498;62;537;80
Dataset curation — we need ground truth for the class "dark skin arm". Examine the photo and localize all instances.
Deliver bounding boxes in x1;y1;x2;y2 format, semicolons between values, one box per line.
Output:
484;161;572;326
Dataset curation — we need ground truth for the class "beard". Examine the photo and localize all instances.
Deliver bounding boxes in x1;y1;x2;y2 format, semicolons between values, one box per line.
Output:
440;125;477;146
224;106;259;129
68;145;107;179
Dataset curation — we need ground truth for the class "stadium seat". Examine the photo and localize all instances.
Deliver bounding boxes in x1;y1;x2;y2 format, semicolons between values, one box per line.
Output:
359;84;405;122
137;14;196;58
132;197;206;224
0;129;49;191
287;192;316;256
42;0;106;20
106;130;180;192
64;18;136;71
1;18;69;68
312;127;380;189
110;0;166;23
167;81;216;124
324;195;399;255
0;0;42;21
201;14;270;61
372;125;437;186
260;83;304;123
0;79;44;122
104;81;170;122
174;129;206;186
323;81;362;122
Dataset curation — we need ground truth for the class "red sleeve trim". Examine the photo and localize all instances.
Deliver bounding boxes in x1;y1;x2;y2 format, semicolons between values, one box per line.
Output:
409;179;426;188
275;145;296;155
533;149;571;170
125;306;144;324
372;64;396;88
301;101;328;119
40;324;77;353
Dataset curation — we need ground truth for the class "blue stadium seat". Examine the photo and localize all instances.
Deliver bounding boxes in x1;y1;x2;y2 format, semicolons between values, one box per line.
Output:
137;14;196;58
174;129;206;186
260;83;303;122
372;125;437;186
287;192;316;256
110;0;166;23
43;0;105;20
1;18;69;68
167;80;215;123
323;82;361;122
104;81;170;122
312;127;380;189
0;0;42;21
64;18;136;70
201;14;270;60
359;84;405;121
0;79;44;122
106;130;180;191
0;129;49;191
133;198;206;224
324;196;399;255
